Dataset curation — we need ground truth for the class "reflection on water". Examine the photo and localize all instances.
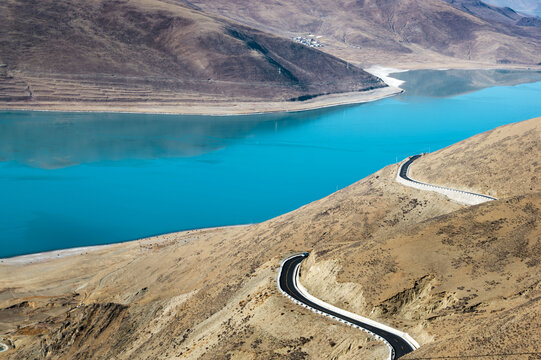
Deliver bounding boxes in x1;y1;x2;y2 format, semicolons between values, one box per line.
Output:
1;70;540;257
393;69;541;98
2;70;540;170
0;110;334;169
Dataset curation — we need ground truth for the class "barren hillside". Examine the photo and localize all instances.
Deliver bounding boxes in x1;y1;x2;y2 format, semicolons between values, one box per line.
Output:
0;118;539;359
0;0;385;114
410;117;541;198
188;0;541;69
2;0;540;113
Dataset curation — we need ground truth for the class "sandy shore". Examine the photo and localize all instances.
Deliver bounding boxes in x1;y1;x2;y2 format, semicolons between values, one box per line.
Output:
0;245;114;265
0;86;402;116
365;66;407;88
0;224;251;265
2;63;539;116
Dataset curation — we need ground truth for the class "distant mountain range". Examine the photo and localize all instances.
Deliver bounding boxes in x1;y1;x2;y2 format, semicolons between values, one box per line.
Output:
483;0;541;17
189;0;541;68
444;0;541;28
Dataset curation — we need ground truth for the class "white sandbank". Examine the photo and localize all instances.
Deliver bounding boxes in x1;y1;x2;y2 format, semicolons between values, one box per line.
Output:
365;66;407;89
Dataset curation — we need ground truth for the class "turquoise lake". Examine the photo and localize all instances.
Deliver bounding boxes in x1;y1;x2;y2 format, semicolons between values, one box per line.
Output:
1;70;540;258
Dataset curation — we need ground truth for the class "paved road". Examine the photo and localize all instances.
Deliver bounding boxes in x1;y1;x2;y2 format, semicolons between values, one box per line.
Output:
277;154;497;359
398;155;423;181
278;254;416;359
399;154;497;202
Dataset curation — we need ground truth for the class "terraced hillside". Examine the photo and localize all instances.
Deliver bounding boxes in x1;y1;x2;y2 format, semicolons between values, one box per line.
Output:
0;0;385;113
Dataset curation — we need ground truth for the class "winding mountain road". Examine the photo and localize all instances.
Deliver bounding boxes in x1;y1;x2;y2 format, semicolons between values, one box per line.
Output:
277;154;498;359
397;154;497;205
278;254;419;359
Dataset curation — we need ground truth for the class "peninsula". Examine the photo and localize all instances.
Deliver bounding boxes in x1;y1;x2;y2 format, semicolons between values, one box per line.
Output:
1;0;540;114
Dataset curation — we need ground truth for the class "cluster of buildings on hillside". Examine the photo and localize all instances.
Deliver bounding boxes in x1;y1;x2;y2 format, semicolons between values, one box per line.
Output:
293;35;324;48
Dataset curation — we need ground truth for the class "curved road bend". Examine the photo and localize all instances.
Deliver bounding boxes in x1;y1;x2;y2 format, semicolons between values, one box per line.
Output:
399;154;497;202
398;155;423;182
278;254;416;359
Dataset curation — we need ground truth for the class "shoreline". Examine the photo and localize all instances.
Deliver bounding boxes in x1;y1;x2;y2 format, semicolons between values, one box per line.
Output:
364;66;408;89
0;224;252;265
0;86;402;117
2;67;536;265
0;71;407;264
0;244;116;265
3;65;538;116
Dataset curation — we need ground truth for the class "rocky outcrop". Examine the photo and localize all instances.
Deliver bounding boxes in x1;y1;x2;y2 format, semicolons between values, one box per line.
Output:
41;303;127;359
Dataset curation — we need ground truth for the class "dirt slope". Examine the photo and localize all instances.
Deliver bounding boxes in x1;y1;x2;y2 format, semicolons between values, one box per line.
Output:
410;117;541;199
0;118;539;359
188;0;541;69
0;0;384;112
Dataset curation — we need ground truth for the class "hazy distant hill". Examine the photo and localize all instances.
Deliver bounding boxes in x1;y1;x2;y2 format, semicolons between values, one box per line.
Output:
483;0;541;17
445;0;541;30
188;0;541;68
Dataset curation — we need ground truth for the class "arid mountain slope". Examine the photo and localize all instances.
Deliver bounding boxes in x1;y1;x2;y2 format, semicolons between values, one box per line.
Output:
302;193;540;358
301;119;541;359
0;118;539;359
410;117;541;198
0;0;384;112
188;0;541;68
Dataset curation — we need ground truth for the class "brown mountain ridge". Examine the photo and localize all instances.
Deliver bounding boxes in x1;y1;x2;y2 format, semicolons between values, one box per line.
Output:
189;0;541;69
0;0;386;113
2;0;541;114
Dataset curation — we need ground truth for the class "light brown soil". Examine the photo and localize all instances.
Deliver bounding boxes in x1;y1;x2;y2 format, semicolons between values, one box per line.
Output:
0;118;539;359
410;117;541;199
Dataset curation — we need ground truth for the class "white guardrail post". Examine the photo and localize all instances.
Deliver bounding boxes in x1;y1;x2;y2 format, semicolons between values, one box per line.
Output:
396;155;497;205
277;155;495;360
292;262;420;356
277;254;420;360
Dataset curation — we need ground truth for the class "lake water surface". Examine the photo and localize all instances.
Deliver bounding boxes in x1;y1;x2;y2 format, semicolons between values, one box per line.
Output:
1;70;540;257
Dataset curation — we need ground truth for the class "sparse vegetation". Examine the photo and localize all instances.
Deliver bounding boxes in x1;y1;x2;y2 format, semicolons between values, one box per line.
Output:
0;119;539;359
